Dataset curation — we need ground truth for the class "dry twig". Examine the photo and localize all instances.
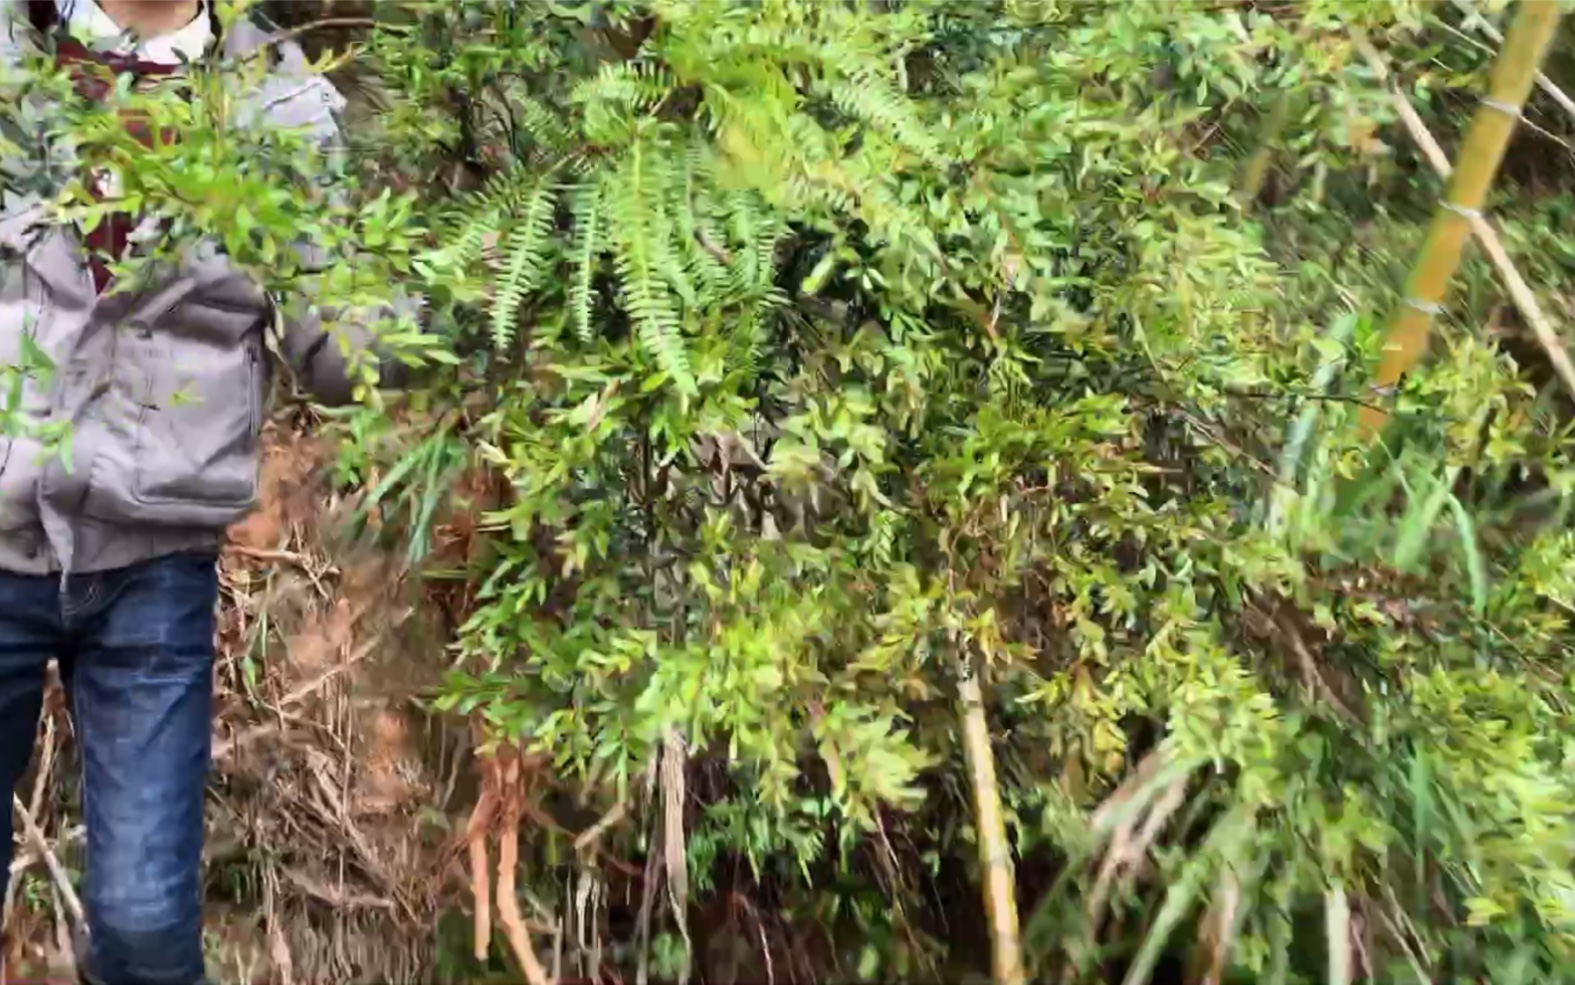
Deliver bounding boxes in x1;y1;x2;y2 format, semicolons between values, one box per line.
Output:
1087;775;1188;930
4;715;57;928
1089;747;1169;837
572;800;627;854
11;796;82;930
1374;886;1432;984
1276;611;1362;726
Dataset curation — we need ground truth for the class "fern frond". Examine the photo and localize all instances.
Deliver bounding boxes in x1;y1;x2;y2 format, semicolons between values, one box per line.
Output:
427;199;501;277
724;189;784;299
427;169;541;277
572;60;673;115
514;94;573;153
612;136;694;393
675;139;735;302
726;289;785;384
569;180;604;344
449;215;495;271
656;171;700;312
490;178;559;351
825;71;943;166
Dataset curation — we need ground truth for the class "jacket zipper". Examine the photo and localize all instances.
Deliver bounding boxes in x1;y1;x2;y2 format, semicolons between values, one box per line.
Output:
246;344;261;438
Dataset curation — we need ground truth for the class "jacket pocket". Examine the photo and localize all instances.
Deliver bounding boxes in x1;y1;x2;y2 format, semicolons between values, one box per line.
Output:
131;332;263;511
82;326;265;529
76;250;271;529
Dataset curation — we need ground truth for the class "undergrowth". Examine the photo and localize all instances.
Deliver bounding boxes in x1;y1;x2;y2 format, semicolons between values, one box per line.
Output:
7;0;1575;981
330;2;1575;981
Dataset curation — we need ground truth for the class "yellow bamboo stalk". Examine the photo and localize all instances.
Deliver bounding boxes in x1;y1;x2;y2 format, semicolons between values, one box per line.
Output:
1449;0;1575;130
1357;36;1575;402
1360;0;1564;434
955;642;1025;985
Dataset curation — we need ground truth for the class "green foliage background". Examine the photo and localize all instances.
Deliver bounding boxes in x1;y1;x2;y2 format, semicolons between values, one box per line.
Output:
10;0;1575;981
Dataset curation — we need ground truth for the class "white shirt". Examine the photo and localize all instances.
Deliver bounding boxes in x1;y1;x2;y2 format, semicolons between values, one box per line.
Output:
56;0;211;64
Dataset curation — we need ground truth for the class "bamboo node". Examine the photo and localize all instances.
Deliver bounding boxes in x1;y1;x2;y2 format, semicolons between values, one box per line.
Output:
1402;298;1444;315
1440;202;1483;220
1478;96;1523;118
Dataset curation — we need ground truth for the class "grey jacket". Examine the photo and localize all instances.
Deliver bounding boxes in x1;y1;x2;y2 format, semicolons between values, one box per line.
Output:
0;18;384;575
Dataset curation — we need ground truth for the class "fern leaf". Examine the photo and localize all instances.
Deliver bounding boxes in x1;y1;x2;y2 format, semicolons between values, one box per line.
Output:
676;139;735;301
612;136;695;393
569;181;604;344
514;95;572;153
490;178;559;351
820;60;944;166
574;60;673;142
427;202;499;277
725;189;784;298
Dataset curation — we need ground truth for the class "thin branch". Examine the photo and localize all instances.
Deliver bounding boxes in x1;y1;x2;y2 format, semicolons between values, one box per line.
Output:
5;713;56;926
634;802;661;985
1358;37;1575;402
224;545;325;569
1202;869;1241;985
1275;611;1362;726
1230;389;1388;413
280;633;382;709
11;795;83;930
266;18;386;46
573;799;628;854
1176;410;1282;483
1088;775;1188;931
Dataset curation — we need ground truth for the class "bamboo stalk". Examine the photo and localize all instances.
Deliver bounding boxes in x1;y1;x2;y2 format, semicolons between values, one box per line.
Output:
1358;36;1575;402
1448;0;1575;129
954;640;1025;985
1360;0;1564;433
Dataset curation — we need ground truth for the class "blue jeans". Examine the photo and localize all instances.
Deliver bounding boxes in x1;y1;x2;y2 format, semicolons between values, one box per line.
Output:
0;551;217;985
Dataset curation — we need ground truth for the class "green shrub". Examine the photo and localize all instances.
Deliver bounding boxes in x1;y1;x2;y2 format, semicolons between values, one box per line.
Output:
9;0;1575;980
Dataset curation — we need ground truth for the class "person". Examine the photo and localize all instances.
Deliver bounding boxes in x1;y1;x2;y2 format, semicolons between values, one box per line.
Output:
0;2;397;982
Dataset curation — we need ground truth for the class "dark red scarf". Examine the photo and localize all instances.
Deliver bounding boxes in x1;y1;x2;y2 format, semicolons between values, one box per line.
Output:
29;1;193;293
